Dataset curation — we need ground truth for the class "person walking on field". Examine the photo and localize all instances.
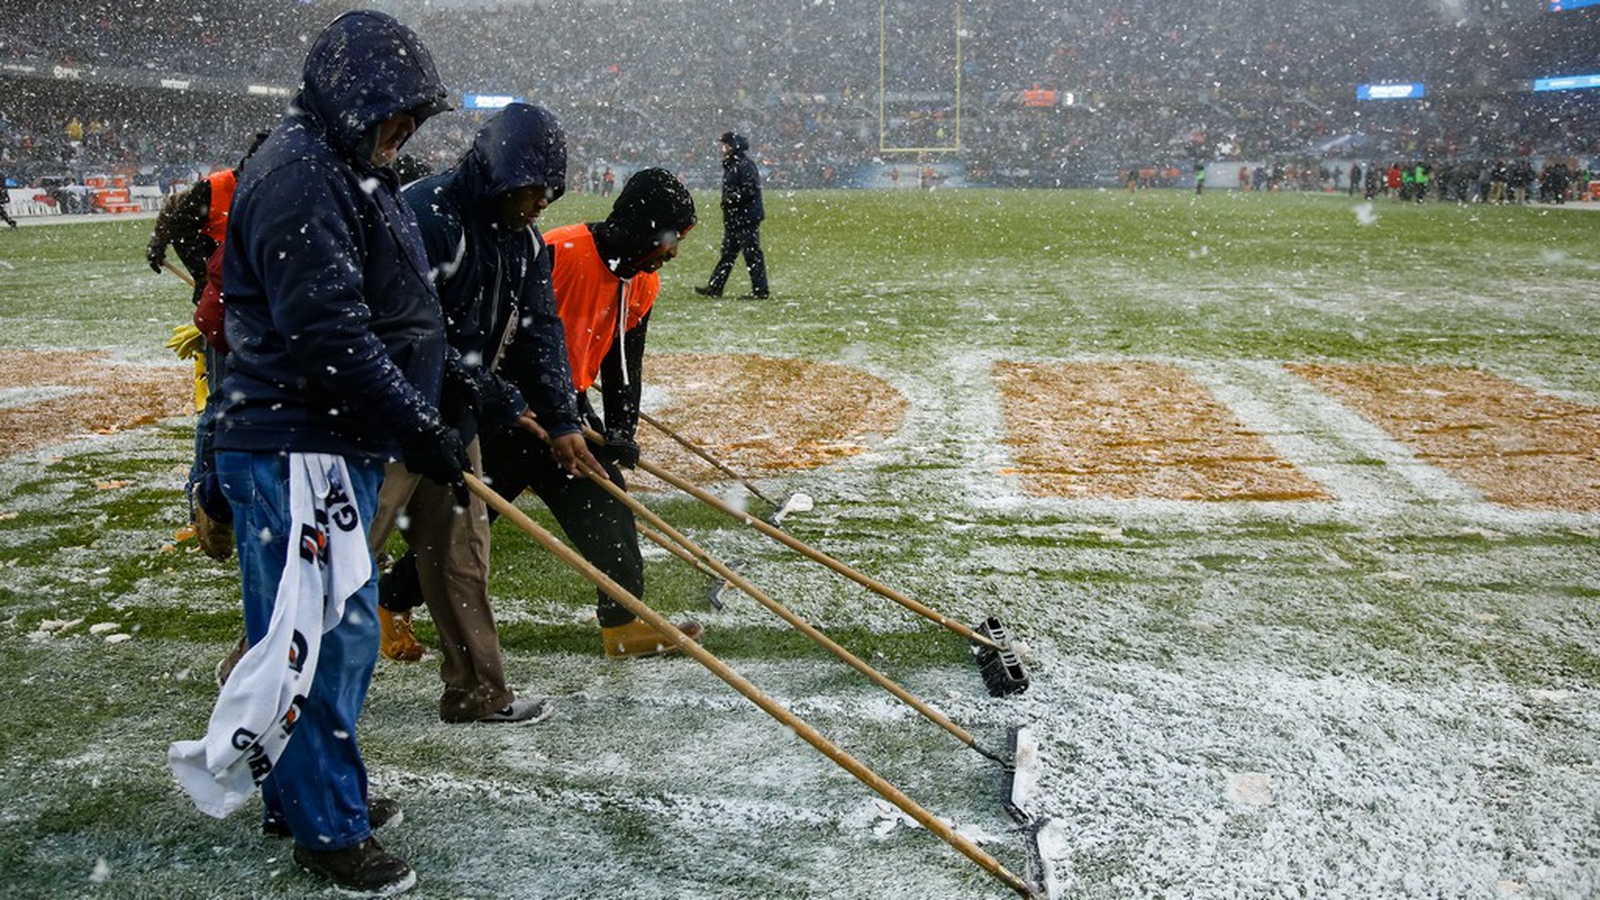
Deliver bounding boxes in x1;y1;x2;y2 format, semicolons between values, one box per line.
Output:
371;102;604;722
381;167;706;661
695;131;768;300
167;10;456;897
0;171;18;228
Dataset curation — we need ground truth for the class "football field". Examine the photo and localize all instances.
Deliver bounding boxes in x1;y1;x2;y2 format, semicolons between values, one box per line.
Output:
2;188;1598;898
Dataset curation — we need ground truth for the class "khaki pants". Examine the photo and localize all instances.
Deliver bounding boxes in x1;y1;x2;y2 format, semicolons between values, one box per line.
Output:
369;439;514;722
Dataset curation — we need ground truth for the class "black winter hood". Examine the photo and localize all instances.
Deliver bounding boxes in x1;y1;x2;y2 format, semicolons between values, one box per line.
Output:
465;102;567;203
719;131;750;152
593;167;695;274
297;10;451;160
607;167;695;236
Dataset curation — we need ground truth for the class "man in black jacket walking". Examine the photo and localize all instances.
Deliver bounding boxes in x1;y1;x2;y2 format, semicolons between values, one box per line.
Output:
695;131;769;299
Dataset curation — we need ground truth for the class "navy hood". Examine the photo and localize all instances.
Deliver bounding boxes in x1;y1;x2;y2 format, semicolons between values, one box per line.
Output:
719;131;750;153
297;10;451;159
465;102;567;202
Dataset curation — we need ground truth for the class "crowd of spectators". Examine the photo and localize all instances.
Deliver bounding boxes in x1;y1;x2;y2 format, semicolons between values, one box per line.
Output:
2;0;1596;195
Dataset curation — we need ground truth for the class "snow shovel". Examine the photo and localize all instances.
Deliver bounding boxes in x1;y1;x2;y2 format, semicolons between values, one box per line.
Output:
606;434;1030;698
464;473;1039;899
636;408;811;523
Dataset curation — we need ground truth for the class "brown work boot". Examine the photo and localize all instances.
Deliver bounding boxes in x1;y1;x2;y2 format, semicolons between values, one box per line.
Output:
600;617;705;659
293;836;415;896
195;504;234;561
379;607;424;662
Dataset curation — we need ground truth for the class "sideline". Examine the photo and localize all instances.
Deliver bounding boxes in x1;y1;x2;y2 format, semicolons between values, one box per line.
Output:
6;210;159;227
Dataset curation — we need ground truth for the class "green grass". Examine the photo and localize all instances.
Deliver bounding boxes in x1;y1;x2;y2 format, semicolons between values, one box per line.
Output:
1;191;1599;898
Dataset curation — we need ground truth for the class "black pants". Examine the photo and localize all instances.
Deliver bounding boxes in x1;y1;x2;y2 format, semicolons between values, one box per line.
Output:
0;204;15;227
381;428;643;628
707;224;768;297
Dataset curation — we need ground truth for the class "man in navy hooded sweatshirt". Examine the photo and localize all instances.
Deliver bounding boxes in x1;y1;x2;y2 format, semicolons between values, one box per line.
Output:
367;102;603;724
213;9;456;895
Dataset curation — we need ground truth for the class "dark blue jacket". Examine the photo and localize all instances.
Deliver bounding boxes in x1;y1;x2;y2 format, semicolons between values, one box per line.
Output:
720;137;764;229
403;103;580;438
217;10;452;458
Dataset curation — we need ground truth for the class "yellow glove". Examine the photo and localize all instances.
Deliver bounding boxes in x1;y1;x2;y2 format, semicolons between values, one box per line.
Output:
165;323;204;360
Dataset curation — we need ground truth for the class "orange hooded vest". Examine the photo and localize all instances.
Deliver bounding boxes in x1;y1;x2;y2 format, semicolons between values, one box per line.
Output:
545;223;659;392
202;168;237;244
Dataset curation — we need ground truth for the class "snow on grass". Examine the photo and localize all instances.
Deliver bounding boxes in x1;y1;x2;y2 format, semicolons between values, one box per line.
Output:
2;195;1599;898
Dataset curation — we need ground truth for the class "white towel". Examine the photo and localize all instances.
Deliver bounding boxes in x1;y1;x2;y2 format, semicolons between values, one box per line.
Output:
168;453;373;819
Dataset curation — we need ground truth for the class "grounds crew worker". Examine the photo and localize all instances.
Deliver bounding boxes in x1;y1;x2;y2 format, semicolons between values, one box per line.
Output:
194;10;456;896
381;167;705;660
151;132;268;563
370;102;602;723
694;131;768;299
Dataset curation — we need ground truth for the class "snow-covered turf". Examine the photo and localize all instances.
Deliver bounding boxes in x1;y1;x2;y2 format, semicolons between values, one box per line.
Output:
2;191;1598;898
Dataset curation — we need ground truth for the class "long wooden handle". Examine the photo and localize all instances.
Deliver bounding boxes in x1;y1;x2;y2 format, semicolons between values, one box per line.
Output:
162;259;196;288
465;473;1034;898
623;449;1000;651
639;523;721;580
585;463;998;760
638;408;778;507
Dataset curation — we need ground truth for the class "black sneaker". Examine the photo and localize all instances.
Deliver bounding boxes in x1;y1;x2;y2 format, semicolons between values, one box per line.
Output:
293;837;415;897
737;292;770;300
692;285;721;297
264;797;403;838
476;696;554;725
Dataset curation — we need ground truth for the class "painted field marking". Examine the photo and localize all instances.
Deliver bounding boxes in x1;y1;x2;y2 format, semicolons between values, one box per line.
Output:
1288;364;1600;512
635;353;906;490
993;359;1326;502
1191;359;1484;513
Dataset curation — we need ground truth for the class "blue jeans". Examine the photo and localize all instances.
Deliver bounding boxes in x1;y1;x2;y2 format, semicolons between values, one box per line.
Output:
216;450;384;849
189;346;231;522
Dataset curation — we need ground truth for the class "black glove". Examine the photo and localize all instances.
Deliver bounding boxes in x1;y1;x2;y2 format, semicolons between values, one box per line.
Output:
401;423;470;507
146;243;166;273
439;361;484;445
598;432;640;470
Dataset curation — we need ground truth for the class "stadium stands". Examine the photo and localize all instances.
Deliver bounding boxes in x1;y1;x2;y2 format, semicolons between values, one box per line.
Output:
1;0;1595;199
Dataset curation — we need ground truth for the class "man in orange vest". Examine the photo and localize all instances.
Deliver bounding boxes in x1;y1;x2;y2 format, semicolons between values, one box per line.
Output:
147;132;267;302
150;132;267;562
381;167;703;660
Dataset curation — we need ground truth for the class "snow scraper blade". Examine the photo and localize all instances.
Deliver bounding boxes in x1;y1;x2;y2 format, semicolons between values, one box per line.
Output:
1003;726;1058;900
766;490;814;527
972;615;1030;697
705;558;746;610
